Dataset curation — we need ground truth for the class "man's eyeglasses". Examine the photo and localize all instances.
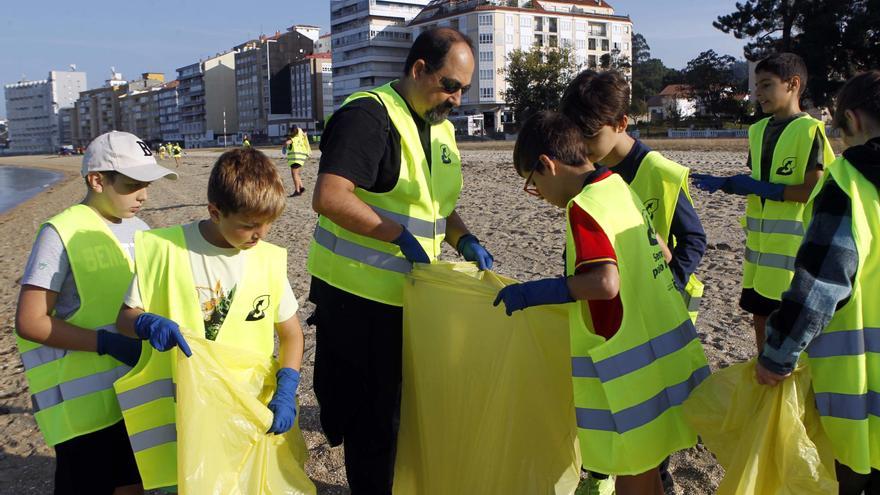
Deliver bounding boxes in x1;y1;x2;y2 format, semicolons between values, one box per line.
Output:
439;76;471;95
523;166;541;197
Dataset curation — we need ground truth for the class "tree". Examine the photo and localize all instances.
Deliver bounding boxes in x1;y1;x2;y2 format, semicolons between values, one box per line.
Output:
683;50;740;121
628;33;677;116
502;46;580;125
714;0;880;107
631;33;651;65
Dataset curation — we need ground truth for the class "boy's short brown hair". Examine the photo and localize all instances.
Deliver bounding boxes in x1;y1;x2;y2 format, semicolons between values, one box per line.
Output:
755;53;809;95
207;148;286;220
833;70;880;133
514;111;590;175
561;69;630;136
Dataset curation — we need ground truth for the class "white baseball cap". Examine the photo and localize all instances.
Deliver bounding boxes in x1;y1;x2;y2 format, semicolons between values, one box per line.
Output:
82;131;178;182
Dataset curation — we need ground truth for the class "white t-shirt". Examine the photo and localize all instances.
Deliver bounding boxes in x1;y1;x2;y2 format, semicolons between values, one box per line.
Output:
124;221;298;340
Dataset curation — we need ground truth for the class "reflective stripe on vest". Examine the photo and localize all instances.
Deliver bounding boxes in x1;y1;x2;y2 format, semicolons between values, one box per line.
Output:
745;247;796;271
32;365;129;411
802;157;880;474
628;151;703;323
117;378;176;410
307;82;463;307
314;224;412;274
130;423;178;452
16;205;135;446
575;366;710;433
815;391;880;421
571;319;698;379
745;217;805;236
565;174;708;475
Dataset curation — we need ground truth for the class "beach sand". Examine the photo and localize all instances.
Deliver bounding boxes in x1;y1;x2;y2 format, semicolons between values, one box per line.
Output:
0;141;831;494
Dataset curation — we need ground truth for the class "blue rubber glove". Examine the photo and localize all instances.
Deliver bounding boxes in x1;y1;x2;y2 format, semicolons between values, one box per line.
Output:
722;174;786;201
267;367;300;435
134;312;192;357
690;173;729;193
391;226;430;264
493;277;575;316
96;329;142;367
457;234;494;270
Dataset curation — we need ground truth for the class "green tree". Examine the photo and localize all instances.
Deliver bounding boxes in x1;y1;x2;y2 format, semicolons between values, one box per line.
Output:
683;50;740;122
714;0;880;106
629;33;676;116
502;46;580;125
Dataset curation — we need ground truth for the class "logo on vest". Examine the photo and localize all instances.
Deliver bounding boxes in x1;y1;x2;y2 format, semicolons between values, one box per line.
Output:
776;157;796;176
440;145;452;164
245;294;271;321
644;198;660;220
136;141;153;157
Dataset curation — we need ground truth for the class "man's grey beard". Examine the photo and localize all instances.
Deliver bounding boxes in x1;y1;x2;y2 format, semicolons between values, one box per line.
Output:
424;102;454;125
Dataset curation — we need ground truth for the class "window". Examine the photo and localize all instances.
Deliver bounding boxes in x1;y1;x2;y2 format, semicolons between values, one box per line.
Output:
480;87;494;99
548;35;558;48
588;38;596;50
623;42;629;51
506;33;514;44
549;17;558;33
560;19;572;32
576;39;586;50
534;33;544;46
520;34;532;47
625;25;630;33
479;14;493;26
479;50;494;62
602;39;609;51
480;33;493;44
506;14;514;28
588;55;598;68
576;20;586;32
561;38;572;48
534;17;543;31
480;68;494;80
520;16;532;27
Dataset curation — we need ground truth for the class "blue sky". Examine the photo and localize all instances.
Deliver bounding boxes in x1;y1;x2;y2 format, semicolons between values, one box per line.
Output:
1;0;746;118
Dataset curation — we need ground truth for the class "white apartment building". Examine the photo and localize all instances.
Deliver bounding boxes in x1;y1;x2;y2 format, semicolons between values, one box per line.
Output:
158;80;183;143
4;70;87;152
177;50;238;147
330;0;431;107
409;0;632;134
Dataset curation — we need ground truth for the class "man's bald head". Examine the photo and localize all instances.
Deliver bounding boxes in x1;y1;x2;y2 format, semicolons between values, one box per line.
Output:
403;27;474;77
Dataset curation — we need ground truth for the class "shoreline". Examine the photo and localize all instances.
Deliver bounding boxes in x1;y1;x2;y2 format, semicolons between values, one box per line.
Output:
0;156;82;221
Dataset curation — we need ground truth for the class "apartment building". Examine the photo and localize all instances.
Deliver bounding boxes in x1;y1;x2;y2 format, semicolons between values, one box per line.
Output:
72;71;126;148
3;70;87;152
177;50;238;147
409;0;632;134
290;53;333;133
235;27;316;142
330;0;430;108
118;73;165;143
158;80;182;143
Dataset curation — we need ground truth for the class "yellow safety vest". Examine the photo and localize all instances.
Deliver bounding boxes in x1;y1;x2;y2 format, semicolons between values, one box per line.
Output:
566;174;710;475
803;157;880;474
628;151;704;322
307;81;463;306
171;145;181;157
287;133;311;166
743;115;834;300
113;225;285;489
243;139;251;148
16;204;134;446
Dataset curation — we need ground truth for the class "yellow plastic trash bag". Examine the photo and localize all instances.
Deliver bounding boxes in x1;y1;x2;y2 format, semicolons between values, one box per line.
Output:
683;359;837;494
394;263;581;495
176;334;316;495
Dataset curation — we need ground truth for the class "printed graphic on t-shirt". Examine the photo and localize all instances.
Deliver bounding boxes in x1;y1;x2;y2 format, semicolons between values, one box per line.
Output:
198;280;236;340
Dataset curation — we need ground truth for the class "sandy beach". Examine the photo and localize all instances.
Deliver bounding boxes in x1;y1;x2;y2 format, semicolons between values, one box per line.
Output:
0;140;842;494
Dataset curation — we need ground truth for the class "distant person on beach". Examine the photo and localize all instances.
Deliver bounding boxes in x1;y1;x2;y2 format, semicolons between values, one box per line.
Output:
242;135;251;148
754;70;880;495
171;142;182;167
691;52;835;355
561;68;709;494
158;143;167;160
307;27;493;494
14;131;177;494
494;111;709;495
284;125;310;196
114;147;305;489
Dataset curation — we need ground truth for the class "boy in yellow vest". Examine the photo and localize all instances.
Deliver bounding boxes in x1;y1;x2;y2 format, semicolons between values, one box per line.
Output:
755;71;880;495
494;111;709;495
15;131;177;494
158;143;167;160
561;68;706;494
691;52;835;355
171;142;182;168
114;147;304;489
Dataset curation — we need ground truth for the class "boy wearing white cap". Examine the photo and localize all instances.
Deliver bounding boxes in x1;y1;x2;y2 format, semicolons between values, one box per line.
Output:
14;131;177;494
